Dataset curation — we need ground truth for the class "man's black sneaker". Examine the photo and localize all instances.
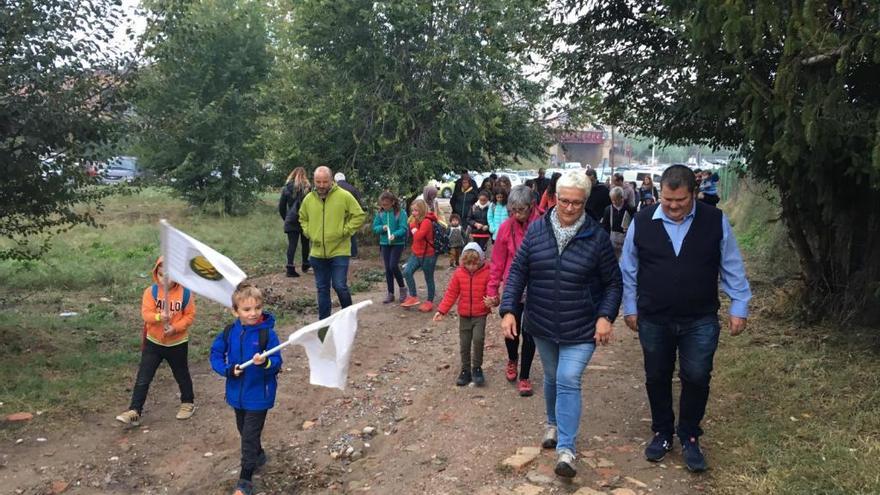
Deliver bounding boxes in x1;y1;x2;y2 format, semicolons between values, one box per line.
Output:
645;433;673;462
456;370;472;386
472;367;485;386
681;436;708;472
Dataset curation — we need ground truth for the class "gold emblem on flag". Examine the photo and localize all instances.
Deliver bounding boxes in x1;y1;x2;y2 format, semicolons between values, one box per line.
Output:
189;255;223;281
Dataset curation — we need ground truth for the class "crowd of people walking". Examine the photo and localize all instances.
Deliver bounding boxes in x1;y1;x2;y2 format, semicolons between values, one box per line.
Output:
276;164;750;480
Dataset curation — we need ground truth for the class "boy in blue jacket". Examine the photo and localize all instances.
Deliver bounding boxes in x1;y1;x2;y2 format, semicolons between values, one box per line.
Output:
210;283;282;495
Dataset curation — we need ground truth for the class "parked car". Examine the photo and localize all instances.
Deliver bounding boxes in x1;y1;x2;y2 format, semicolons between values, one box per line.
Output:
100;156;142;184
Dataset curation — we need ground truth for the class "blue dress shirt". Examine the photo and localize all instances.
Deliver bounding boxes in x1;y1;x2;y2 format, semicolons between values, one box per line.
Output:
620;202;752;318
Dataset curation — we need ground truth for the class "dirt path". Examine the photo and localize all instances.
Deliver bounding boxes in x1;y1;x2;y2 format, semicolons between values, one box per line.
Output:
2;253;707;495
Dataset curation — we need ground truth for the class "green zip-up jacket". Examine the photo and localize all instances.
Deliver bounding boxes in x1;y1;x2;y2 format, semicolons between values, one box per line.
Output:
371;209;409;246
299;185;366;258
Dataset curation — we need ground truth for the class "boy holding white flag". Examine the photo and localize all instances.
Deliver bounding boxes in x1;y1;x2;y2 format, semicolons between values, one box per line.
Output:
210;283;282;495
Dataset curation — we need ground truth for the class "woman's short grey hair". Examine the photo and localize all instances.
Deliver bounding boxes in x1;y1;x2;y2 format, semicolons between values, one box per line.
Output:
556;170;592;199
508;185;534;209
610;186;624;200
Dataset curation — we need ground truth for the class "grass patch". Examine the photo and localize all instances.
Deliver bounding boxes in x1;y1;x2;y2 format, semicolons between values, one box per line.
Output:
710;315;880;494
710;180;880;493
0;187;294;427
350;268;385;294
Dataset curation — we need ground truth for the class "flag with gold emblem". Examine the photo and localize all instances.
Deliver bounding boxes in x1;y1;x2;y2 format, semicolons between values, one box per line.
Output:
160;219;247;307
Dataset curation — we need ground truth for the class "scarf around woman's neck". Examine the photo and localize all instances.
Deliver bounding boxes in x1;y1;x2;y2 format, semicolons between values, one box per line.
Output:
550;209;586;254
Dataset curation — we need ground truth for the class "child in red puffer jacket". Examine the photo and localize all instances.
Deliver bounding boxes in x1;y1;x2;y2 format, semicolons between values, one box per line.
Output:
433;242;490;387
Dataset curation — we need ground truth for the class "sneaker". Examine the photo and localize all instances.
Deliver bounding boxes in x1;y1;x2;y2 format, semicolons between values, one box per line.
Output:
382;292;395;304
401;296;420;308
554;448;577;478
456;370;472;386
417;301;433;312
645;433;673;462
505;360;518;382
517;379;533;397
176;403;195;420
472;367;485;386
398;290;407;303
681;436;708;472
541;425;558;449
233;478;254;495
115;409;140;426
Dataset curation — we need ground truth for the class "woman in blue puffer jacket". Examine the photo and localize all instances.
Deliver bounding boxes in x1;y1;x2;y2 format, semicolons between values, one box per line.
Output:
500;170;622;479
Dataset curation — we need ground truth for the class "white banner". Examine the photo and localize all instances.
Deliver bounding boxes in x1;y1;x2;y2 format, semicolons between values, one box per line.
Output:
241;300;372;390
160;219;247;307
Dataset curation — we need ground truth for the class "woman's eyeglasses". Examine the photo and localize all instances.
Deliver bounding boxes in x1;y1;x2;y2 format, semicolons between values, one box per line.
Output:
557;198;585;208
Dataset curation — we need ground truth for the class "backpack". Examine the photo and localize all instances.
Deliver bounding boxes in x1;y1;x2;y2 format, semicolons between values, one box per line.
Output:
151;284;191;311
222;323;269;354
432;219;451;255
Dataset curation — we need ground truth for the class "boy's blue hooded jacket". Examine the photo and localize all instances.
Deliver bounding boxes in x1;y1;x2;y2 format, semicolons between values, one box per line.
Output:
210;312;282;411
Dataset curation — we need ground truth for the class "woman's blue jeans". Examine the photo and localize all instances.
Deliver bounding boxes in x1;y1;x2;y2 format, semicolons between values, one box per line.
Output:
533;336;596;453
402;255;437;301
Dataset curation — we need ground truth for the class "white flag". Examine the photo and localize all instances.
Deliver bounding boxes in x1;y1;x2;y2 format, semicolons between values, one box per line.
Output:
160;219;247;307
240;300;372;390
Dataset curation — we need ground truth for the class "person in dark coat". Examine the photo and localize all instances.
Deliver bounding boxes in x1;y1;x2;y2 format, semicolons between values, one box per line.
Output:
467;190;492;251
585;168;611;222
335;172;363;258
278;167;311;277
601;186;637;258
500;170;622;479
534;168;550;198
451;173;479;226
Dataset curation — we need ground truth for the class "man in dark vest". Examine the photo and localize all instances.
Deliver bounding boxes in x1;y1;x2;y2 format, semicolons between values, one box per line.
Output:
620;165;751;473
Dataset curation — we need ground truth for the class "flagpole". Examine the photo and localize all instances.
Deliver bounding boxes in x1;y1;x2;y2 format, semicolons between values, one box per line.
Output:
159;219;171;327
239;300;373;369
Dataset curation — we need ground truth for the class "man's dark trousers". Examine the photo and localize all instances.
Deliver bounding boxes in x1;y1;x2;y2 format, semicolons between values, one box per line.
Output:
638;315;720;440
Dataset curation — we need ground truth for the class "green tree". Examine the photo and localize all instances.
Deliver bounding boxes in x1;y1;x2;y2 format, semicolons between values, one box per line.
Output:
133;0;270;214
0;0;129;259
263;0;548;198
544;1;880;322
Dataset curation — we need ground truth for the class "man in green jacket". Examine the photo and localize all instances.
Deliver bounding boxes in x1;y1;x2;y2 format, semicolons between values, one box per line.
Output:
299;166;366;319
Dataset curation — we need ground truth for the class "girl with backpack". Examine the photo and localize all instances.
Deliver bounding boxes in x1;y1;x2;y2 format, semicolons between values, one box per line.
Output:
278;167;311;277
401;199;438;313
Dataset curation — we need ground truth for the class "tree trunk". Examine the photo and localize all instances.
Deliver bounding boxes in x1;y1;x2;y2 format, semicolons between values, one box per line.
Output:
778;178;880;325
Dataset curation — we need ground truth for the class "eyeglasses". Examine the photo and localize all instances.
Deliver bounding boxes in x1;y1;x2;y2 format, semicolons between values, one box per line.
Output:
557;198;585;208
509;206;530;214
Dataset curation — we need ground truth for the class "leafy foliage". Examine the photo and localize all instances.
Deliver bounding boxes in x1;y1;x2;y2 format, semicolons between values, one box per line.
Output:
544;1;880;322
0;0;130;259
133;0;271;215
262;0;548;199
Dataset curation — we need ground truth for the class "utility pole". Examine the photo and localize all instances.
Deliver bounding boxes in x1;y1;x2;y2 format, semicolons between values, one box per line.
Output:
610;126;615;178
651;137;656;166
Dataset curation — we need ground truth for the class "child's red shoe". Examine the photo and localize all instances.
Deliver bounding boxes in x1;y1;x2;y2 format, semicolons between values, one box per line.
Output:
418;301;433;312
518;379;534;397
401;296;420;308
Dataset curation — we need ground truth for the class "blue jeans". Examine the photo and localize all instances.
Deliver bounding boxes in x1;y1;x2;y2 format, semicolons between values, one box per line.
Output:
309;256;352;319
533;336;596;453
638;315;720;440
403;255;437;301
